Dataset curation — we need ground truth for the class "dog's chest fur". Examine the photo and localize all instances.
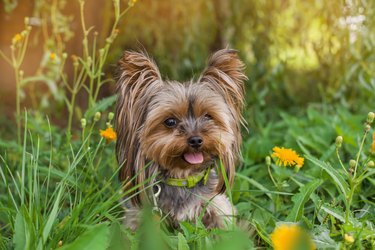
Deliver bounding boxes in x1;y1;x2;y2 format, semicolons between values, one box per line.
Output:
157;171;218;222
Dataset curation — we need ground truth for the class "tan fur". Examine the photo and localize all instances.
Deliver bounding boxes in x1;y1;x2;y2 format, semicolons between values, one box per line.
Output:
115;49;247;229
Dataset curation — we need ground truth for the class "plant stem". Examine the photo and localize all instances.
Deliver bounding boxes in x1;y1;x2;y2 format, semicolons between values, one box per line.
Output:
353;130;368;179
336;148;348;175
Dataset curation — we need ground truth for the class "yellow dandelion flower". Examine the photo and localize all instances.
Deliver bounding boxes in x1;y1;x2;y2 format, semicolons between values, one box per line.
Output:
100;127;117;144
272;147;304;168
50;52;56;61
128;0;137;6
12;33;22;44
344;234;354;244
271;224;315;250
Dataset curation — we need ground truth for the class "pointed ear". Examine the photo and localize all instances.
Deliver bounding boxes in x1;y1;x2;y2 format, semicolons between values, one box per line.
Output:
199;49;247;120
200;49;247;193
115;51;162;205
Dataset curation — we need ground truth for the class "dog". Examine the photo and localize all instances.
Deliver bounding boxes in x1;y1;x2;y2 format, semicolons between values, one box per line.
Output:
115;49;247;230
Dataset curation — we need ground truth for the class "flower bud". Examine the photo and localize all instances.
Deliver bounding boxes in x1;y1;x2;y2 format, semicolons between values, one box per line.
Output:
265;156;271;166
349;159;356;168
86;56;92;67
62;53;68;59
24;17;29;25
99;48;104;57
335;136;343;148
94;112;101;122
80;118;87;128
365;124;371;132
344;234;354;244
367;161;375;168
19;70;24;77
49;52;56;61
128;0;137;7
367;112;375;124
108;112;114;121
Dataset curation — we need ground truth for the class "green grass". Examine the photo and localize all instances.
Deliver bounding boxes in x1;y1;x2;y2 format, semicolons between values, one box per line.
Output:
1;0;375;249
1;106;374;249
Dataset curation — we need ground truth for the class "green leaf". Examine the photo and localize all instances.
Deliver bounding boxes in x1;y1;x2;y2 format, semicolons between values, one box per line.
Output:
107;222;130;250
235;173;272;199
60;223;110;250
312;226;338;249
84;95;117;119
286;179;323;222
13;209;27;250
321;203;345;222
177;233;189;250
306;155;349;197
37;183;64;250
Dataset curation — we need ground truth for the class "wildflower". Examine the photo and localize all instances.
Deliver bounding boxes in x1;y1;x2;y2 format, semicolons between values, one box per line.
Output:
365;124;371;132
265;156;271;166
50;52;56;61
108;112;115;121
128;0;137;7
372;132;375;154
58;240;63;247
349;159;356;169
80;118;87;129
12;33;22;44
335;136;343;148
344;234;354;244
94;112;101;122
272;147;304;168
271;224;315;250
367;112;374;124
100;127;117;144
367;161;375;168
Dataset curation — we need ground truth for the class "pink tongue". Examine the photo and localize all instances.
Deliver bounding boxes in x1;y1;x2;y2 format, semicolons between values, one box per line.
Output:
183;152;204;164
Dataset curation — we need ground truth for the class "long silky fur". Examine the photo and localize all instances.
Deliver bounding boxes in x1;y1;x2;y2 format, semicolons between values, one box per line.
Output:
199;49;248;193
115;51;163;205
115;49;247;228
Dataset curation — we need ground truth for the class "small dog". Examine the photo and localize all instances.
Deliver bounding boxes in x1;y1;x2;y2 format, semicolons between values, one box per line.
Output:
115;49;247;230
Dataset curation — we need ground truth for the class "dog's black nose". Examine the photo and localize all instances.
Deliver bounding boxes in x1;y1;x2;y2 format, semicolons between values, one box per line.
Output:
188;136;203;148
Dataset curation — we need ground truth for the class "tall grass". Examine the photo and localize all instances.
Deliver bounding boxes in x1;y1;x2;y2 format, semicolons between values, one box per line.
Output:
1;1;375;249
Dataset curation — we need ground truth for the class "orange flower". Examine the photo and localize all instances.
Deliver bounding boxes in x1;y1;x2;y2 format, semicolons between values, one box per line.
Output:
271;224;315;250
50;52;56;61
100;127;117;144
272;147;304;168
12;33;22;44
371;132;375;154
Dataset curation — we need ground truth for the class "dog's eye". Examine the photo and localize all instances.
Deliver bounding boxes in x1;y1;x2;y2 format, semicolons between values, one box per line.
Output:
204;114;212;120
164;118;177;128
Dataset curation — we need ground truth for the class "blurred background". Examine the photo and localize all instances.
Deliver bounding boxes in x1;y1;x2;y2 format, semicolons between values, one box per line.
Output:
0;0;374;131
1;2;375;248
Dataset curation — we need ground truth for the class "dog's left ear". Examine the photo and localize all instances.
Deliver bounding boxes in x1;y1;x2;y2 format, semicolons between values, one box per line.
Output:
199;49;247;119
199;49;247;193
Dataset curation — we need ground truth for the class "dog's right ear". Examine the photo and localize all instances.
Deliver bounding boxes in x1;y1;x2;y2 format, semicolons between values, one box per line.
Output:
115;51;162;205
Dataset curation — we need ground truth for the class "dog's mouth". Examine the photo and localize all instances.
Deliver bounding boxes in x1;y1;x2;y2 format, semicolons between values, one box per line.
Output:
183;152;204;165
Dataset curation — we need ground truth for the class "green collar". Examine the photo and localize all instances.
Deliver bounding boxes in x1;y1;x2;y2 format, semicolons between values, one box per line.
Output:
162;167;211;188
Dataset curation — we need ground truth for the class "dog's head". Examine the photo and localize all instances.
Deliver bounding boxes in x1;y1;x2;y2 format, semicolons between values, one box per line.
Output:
115;49;247;205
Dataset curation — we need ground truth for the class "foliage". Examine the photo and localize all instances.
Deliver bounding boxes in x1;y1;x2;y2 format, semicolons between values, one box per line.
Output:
1;0;375;249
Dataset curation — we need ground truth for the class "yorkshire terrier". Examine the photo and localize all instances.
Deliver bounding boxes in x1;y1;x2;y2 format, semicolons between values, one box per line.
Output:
115;49;247;230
